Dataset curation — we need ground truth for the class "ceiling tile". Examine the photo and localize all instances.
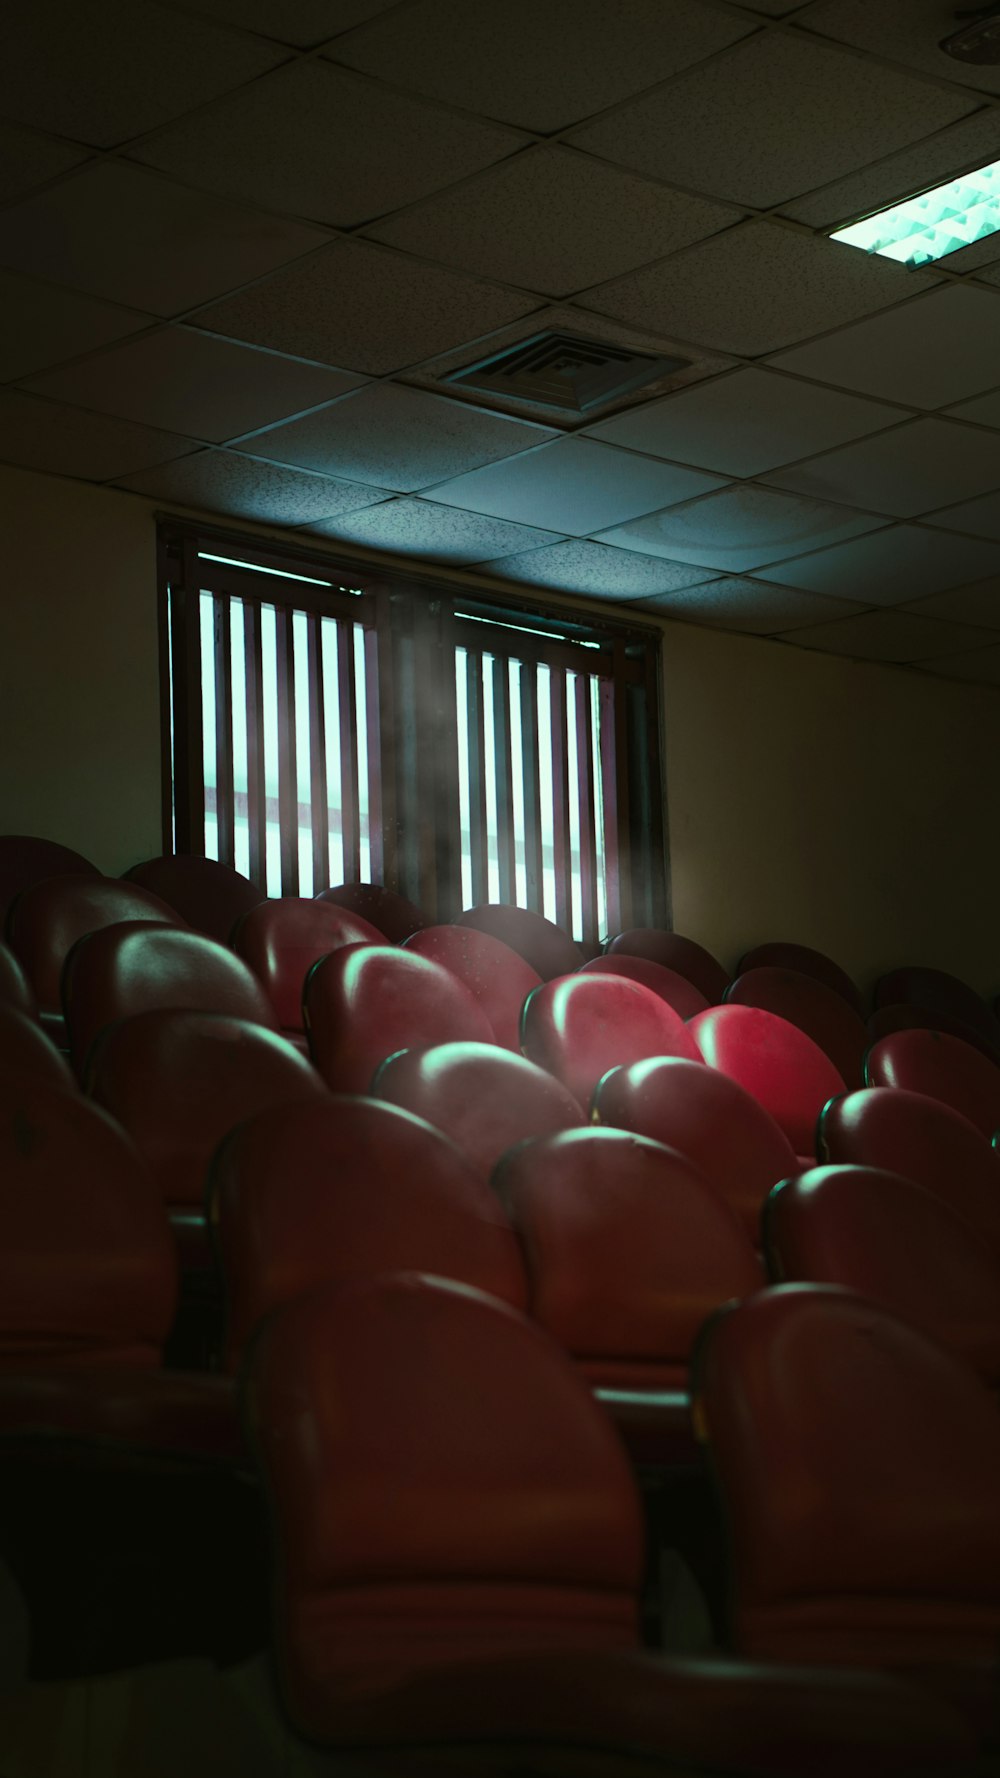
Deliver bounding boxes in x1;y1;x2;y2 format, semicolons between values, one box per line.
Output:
308;499;564;563
580;221;921;357
767;285;1000;409
980;262;1000;289
773;606;998;661
0;122;89;206
133;61;525;230
764;416;1000;519
596;484;881;570
331;0;755;132
480;538;718;599
915;644;1000;685
0;392;195;481
173;0;399;47
116;449;386;525
567;32;972;209
900;577;1000;628
801;0;1000;96
947;388;1000;431
0;0;288;148
0;162;330;318
584;367;902;476
780;105;1000;230
194;240;539;375
366;147;739;299
23;328;365;444
631;577;868;631
235;383;556;492
757;524;1000;603
0;271;152;383
429;437;724;534
925;492;1000;541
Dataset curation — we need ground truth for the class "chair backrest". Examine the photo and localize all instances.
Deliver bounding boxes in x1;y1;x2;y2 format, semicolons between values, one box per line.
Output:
63;922;279;1074
867;1001;1000;1068
402;926;542;1052
818;1087;1000;1256
726;966;868;1088
86;1010;325;1208
737;943;865;1018
693;1284;1000;1667
7;874;183;1012
244;1274;644;1727
232;898;382;1033
866;1027;1000;1142
373;1041;585;1179
304;944;494;1093
688;1005;844;1158
0;835;99;925
874;966;1000;1049
0;1084;176;1367
0;1005;77;1102
577;954;709;1019
456;903;583;981
522;975;701;1111
764;1165;1000;1387
496;1127;763;1388
212;1097;527;1370
315;883;425;943
594;1057;800;1242
604;930;729;1004
124;853;265;943
0;941;38;1021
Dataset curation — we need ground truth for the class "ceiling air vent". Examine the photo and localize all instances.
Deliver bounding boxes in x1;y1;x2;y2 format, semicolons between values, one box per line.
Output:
444;331;690;414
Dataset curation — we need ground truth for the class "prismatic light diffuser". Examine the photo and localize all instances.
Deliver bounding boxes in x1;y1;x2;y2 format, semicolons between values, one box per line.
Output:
830;158;1000;267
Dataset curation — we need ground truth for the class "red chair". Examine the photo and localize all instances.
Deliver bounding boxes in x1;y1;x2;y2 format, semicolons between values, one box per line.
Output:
315;882;425;943
62;923;279;1075
457;903;583;981
124;853;264;943
819;1087;1000;1257
594;1057;800;1242
304;944;494;1093
725;966;868;1088
232;898;381;1039
604;929;729;1004
522;975;701;1111
578;954;709;1019
868;1001;1000;1068
211;1096;526;1371
0;941;38;1020
737;942;865;1018
875;965;1000;1051
373;1041;585;1180
243;1274;973;1771
763;1165;1000;1388
0;835;99;925
0;1005;77;1102
866;1027;1000;1142
403;925;542;1052
688;1005;844;1159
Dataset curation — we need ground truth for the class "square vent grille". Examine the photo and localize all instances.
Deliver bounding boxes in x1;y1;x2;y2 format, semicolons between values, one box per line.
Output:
444;330;690;414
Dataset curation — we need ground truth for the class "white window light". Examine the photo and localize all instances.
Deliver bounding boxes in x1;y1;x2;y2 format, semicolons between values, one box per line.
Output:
830;157;1000;267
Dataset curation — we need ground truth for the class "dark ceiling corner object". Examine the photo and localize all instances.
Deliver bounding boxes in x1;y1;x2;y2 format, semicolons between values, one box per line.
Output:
443;331;690;415
940;5;1000;63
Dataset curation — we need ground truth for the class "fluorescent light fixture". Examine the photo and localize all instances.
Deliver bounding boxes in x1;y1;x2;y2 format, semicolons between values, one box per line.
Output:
830;157;1000;267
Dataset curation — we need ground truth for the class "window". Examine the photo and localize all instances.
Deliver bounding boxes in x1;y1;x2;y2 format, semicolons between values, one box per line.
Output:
159;524;668;945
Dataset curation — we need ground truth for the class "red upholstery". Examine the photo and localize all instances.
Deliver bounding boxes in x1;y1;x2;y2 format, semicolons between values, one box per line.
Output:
605;929;729;1004
304;944;494;1093
0;1085;176;1367
457;903;583;981
0;941;38;1020
0;835;99;924
0;1006;76;1101
868;1001;1000;1068
63;923;279;1074
578;954;709;1019
86;1011;325;1210
212;1097;526;1370
7;874;183;1015
875;965;1000;1049
738;942;865;1018
0;1369;242;1466
726;966;868;1088
522;975;701;1111
373;1041;584;1179
124;854;265;943
866;1027;1000;1141
688;1005;844;1157
232;898;382;1034
819;1087;1000;1256
594;1057;800;1242
403;925;542;1051
316;882;425;943
764;1165;1000;1386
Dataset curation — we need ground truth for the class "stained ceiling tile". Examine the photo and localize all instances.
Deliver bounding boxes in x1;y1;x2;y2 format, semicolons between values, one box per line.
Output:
925;491;1000;542
782;109;1000;230
584;367;902;476
764;417;1000;519
429;437;725;535
767;285;1000;409
0;122;90;206
194;240;539;374
0;392;195;482
567;32;972;209
915;644;1000;685
23;328;365;444
116;449;386;525
947;388;1000;431
308;499;564;563
801;0;1000;96
331;0;755;133
580;221;920;357
0;0;288;147
899;578;1000;628
366;147;739;299
631;577;868;632
133;61;526;230
757;524;1000;603
174;0;399;47
596;484;881;571
774;606;998;661
480;538;718;599
0;162;330;319
0;271;152;384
